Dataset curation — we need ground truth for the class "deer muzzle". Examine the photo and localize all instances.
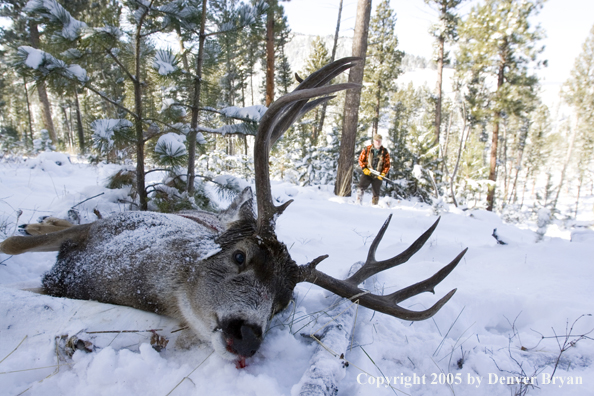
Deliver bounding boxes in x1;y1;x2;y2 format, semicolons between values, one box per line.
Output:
220;318;263;358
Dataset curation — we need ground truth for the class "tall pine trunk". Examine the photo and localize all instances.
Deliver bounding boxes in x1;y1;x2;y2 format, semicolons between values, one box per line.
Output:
29;21;57;143
187;0;208;194
334;0;372;197
265;0;275;106
435;34;445;145
133;10;150;210
552;120;578;211
23;77;34;146
74;89;85;153
486;49;506;212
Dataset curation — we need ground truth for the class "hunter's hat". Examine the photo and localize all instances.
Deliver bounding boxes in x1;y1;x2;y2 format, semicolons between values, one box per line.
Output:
373;134;383;142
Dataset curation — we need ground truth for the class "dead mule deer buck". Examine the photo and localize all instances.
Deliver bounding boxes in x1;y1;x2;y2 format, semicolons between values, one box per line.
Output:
0;58;466;365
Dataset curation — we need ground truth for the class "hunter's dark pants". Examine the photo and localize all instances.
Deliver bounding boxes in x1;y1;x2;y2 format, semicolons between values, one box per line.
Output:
357;174;382;198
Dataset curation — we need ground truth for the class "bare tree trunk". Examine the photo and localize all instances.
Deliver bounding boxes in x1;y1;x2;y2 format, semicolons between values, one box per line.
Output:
133;7;152;211
176;26;190;71
23;77;34;146
502;120;509;204
552;120;578;211
316;0;344;140
187;0;208;194
519;166;530;209
435;34;445;145
265;0;275;106
509;124;529;204
334;0;372;197
575;174;583;219
449;112;469;207
372;80;381;137
29;21;57;143
74;89;85;153
486;57;506;211
441;112;452;173
61;105;73;150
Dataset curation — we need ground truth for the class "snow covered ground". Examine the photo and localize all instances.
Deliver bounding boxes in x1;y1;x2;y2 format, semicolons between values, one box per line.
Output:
1;154;593;396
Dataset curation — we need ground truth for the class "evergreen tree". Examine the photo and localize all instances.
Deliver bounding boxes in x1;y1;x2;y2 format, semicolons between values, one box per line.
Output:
424;0;464;145
563;24;594;215
274;9;292;96
299;36;331;144
361;0;404;138
457;0;545;211
387;83;434;202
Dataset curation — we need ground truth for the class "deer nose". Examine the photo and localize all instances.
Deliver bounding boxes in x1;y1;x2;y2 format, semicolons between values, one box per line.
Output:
221;319;262;358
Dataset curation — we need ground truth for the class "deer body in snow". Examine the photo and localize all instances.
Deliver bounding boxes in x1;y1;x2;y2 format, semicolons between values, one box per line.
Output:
0;58;466;363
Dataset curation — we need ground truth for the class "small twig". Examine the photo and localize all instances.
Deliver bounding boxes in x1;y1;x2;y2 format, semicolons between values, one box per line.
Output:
165;351;214;396
0;363;72;375
13;209;23;236
71;193;105;208
86;329;163;334
0;256;12;266
0;335;28;364
433;307;466;357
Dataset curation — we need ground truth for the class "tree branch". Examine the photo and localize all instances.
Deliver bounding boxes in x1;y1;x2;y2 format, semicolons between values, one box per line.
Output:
104;48;136;83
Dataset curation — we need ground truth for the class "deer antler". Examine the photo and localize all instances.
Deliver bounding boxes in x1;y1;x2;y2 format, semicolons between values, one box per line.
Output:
298;215;467;321
254;57;361;235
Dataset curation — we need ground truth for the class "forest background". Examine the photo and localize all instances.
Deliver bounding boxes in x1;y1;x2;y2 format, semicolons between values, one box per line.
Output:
1;0;593;225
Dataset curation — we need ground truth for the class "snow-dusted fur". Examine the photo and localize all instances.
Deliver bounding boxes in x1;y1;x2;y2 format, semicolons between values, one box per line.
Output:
1;188;298;361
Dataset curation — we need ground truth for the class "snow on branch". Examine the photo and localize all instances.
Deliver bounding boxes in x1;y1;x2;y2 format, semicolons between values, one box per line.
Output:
18;46;88;83
91;119;133;152
197;123;257;136
211;0;268;35
24;0;88;40
158;0;201;31
153;49;179;76
155;133;187;160
219;105;267;122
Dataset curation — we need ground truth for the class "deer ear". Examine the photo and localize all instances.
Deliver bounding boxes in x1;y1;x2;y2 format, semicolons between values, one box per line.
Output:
218;187;256;227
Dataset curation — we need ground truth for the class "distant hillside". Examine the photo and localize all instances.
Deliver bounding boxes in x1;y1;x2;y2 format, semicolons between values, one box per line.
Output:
284;33;456;97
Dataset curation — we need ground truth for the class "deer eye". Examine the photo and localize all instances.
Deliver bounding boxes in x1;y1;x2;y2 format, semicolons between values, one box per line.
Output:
233;250;246;265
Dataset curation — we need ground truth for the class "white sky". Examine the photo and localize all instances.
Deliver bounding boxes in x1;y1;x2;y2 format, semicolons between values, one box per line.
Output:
284;0;594;94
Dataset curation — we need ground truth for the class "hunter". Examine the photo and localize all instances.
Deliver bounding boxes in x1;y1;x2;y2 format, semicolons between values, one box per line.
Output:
356;134;391;205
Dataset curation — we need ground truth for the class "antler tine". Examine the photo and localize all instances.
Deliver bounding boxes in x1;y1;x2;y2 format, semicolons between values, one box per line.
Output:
296;57;361;90
346;216;441;286
298;248;467;321
269;57;361;146
255;82;361;235
270;96;335;147
388;248;467;304
297;217;466;321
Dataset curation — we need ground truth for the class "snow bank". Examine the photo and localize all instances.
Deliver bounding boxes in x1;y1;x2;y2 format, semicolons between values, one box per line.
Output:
25;152;73;175
0;159;593;396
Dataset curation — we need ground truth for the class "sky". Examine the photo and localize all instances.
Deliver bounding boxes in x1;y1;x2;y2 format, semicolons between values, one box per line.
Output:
283;0;594;98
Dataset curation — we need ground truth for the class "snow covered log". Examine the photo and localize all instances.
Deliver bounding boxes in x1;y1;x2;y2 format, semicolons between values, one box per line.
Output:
294;263;369;396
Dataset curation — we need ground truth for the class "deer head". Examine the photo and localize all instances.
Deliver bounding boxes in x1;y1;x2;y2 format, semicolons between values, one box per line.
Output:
0;58;466;365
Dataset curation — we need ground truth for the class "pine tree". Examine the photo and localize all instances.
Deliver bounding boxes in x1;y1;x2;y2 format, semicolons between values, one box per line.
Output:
424;0;464;145
387;83;434;202
335;0;372;197
457;0;545;211
562;24;594;216
299;36;331;144
361;0;403;138
274;9;293;96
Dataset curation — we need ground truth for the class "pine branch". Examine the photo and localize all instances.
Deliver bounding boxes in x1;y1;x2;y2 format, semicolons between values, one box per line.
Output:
104;48;136;83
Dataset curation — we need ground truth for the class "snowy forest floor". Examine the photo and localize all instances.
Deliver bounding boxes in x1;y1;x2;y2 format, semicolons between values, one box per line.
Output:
0;154;593;396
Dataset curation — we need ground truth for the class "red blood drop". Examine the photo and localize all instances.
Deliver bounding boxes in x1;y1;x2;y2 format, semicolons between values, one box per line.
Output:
235;357;247;369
